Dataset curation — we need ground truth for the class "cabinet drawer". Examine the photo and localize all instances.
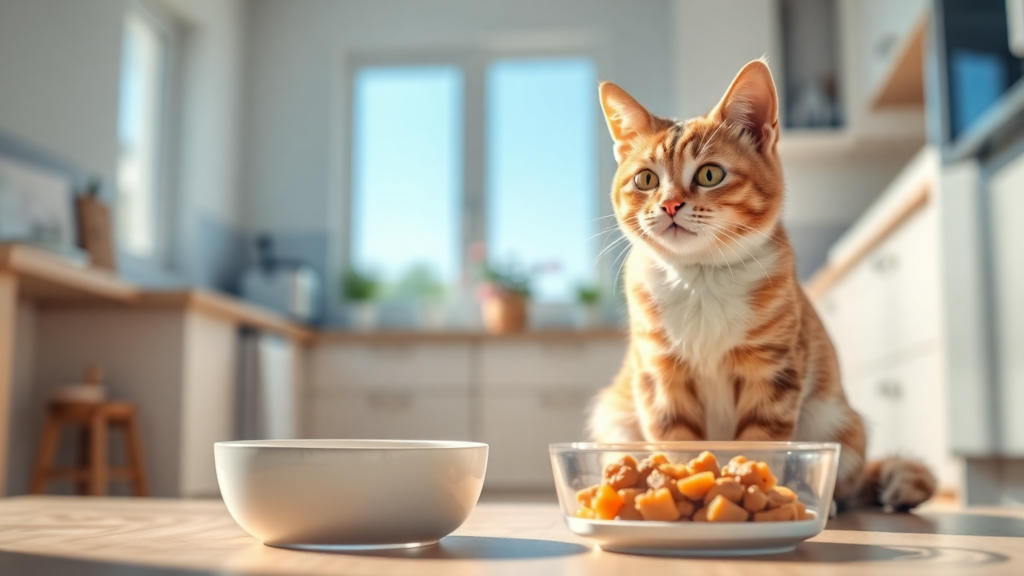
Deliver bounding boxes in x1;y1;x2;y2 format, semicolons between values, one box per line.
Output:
307;343;471;392
305;391;471;441
479;390;593;488
480;341;626;391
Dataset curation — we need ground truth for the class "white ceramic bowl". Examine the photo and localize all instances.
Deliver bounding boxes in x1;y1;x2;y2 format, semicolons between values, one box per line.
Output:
215;439;488;550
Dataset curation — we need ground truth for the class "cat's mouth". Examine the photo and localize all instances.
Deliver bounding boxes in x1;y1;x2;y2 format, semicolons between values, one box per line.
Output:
664;222;697;238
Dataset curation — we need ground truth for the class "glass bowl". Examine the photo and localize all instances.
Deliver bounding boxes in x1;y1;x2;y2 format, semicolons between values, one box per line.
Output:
549;441;839;556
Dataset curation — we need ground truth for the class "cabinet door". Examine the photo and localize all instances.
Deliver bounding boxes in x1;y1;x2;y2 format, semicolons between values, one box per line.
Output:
480;390;593;488
306;391;471;441
480;340;626;391
306;342;471;392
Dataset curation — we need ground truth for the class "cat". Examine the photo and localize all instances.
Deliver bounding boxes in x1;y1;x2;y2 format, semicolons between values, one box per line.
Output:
588;58;935;511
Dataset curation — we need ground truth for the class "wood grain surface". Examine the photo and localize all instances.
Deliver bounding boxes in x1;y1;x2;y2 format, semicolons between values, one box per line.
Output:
1;497;1022;576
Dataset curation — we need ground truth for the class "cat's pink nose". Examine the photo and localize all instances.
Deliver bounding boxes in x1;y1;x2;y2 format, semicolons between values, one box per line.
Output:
661;200;684;217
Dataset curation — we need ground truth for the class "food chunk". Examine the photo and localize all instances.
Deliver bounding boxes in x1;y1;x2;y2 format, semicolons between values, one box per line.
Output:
576;485;599;509
703;477;745;505
635;488;681;521
677;471;717;500
754;502;799;522
676;498;695;519
645;469;682;499
687;451;721;478
706;495;751;522
658;463;691;480
616;488;644;521
743;485;769;513
604;460;640;490
592;484;624;520
766;486;798;508
571;451;808;523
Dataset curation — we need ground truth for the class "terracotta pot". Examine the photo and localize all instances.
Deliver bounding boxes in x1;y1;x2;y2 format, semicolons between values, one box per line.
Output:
481;292;527;334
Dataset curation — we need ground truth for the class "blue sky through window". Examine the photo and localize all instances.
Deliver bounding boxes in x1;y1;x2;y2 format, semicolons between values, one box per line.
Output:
351;66;463;289
486;58;598;302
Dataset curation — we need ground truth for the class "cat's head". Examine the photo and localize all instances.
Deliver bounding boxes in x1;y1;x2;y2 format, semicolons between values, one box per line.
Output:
600;59;784;264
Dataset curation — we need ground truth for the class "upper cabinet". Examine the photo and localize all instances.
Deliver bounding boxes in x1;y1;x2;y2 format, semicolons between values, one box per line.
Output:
856;0;930;108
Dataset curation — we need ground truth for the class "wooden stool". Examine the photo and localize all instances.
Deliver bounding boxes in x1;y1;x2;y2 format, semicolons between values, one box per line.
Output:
29;401;150;496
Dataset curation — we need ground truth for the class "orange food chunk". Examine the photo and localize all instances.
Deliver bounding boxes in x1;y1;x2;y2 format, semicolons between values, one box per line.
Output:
676;498;695;519
593;484;624;520
636;453;670;485
692;506;709;522
576;485;598;509
616;488;644;521
604;460;640;490
706;495;751;522
677;471;716;500
754;502;799;522
687;451;721;478
766;485;798;508
737;461;777;491
658;463;691;480
703;477;745;505
575;507;596;519
635;488;681;521
794;500;813;520
743;485;769;513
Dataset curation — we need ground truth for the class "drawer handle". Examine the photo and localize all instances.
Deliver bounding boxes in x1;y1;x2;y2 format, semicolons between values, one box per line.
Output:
367;391;413;411
877;380;902;400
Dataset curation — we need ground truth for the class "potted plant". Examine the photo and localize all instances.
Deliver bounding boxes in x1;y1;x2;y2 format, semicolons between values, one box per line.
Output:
341;268;379;331
576;283;602;329
477;262;530;334
394;264;447;331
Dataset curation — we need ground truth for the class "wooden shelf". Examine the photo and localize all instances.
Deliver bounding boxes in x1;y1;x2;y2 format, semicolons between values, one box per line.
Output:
0;244;138;304
870;12;927;109
315;328;627;345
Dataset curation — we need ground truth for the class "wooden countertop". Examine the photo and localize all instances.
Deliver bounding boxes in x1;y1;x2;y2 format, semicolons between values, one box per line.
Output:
1;497;1022;575
315;327;627;344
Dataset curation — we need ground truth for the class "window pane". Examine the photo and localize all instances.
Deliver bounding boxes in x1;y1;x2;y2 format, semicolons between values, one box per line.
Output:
351;66;463;292
486;58;597;302
117;13;164;258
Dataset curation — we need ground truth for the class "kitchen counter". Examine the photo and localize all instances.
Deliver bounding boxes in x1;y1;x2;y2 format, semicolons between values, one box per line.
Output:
1;497;1022;575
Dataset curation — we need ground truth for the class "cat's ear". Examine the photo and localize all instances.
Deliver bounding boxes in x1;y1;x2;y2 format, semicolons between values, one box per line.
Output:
599;82;658;163
713;58;779;151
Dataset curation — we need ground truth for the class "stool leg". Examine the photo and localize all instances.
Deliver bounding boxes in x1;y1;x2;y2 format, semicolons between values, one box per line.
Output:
89;410;108;496
124;413;149;497
76;426;92;496
29;417;61;495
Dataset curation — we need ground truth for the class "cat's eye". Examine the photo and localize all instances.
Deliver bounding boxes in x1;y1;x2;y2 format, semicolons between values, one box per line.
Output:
696;164;726;187
634;169;659;191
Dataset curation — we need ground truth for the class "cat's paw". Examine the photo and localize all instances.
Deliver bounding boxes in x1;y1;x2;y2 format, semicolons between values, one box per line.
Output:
877;458;936;511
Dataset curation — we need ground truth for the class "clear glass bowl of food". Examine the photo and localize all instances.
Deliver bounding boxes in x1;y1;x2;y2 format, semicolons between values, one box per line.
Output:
549;441;840;556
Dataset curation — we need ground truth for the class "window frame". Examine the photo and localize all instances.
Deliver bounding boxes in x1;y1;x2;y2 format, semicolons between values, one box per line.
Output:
116;0;178;269
332;43;610;313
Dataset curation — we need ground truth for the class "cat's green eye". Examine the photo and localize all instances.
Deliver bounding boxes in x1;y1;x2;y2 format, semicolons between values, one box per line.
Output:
634;169;659;191
696;164;726;187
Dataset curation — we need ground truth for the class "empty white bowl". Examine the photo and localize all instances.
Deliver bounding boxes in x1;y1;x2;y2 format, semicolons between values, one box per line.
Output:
214;439;488;550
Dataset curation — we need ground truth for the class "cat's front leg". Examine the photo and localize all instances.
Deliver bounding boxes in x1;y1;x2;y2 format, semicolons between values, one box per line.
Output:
633;362;706;442
731;365;802;441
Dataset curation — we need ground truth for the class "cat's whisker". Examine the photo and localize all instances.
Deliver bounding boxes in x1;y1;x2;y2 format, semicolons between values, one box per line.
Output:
705;222;774;287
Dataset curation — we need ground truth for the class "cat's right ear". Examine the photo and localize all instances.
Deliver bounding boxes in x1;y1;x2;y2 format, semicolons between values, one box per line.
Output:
599;82;656;163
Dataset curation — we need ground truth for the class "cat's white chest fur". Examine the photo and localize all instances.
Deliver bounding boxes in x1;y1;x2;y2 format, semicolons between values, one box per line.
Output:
631;248;777;440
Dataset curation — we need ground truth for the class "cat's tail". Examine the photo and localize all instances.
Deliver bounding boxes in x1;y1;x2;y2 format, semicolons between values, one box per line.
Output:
856;456;937;510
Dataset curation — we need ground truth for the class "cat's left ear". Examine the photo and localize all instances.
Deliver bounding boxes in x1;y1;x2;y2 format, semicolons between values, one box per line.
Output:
713;58;779;152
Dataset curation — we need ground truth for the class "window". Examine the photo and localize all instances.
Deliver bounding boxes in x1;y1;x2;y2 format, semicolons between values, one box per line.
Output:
117;5;168;258
348;56;598;306
350;66;463;293
779;0;843;129
486;58;598;302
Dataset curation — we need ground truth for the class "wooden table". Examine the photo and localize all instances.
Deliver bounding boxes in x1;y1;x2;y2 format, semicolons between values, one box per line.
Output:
1;497;1023;575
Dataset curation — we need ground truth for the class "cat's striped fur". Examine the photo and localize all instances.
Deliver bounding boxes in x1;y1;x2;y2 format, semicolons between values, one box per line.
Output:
589;59;935;510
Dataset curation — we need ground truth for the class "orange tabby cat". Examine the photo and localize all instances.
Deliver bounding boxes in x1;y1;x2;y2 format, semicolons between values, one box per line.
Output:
589;59;935;510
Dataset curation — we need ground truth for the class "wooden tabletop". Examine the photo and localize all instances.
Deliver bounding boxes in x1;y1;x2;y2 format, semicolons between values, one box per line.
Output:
0;497;1022;576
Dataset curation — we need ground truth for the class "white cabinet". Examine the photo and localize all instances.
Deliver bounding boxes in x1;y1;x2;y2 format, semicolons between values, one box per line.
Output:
307;391;471;441
307;342;471;392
